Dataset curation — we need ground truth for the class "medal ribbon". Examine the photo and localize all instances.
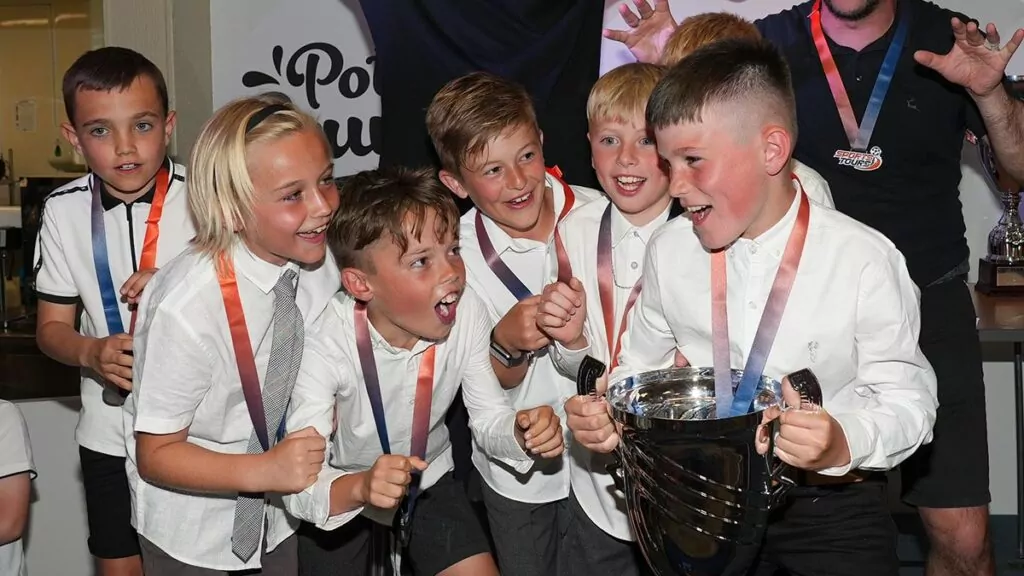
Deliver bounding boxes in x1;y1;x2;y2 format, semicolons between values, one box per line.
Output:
90;164;171;336
354;301;436;521
218;254;272;452
712;181;810;417
811;0;910;151
476;166;576;300
597;203;683;371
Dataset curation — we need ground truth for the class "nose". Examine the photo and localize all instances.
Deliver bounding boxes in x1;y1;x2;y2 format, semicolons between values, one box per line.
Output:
505;165;527;191
440;252;464;286
616;143;638;168
668;167;695;199
114;129;136;156
306;182;337;219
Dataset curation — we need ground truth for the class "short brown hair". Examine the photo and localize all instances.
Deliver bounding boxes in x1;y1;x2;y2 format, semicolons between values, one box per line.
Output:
660;13;762;66
647;38;797;140
426;72;540;173
62;47;169;125
588;63;666;126
329;166;461;272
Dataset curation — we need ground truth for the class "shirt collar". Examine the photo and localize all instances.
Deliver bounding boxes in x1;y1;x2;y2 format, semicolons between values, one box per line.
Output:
95;157;172;211
609;201;672;249
731;182;803;259
478;171;568;256
231;242;300;295
339;294;435;357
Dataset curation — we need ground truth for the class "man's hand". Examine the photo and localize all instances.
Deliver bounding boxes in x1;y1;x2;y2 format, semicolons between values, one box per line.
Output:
603;0;677;64
565;395;619;454
914;18;1024;99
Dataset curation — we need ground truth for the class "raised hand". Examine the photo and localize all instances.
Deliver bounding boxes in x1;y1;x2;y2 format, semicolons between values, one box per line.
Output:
914;18;1024;98
603;0;677;64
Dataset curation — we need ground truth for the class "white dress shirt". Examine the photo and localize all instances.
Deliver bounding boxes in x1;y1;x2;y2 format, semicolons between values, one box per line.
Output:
546;198;672;540
460;171;603;503
283;289;534;529
124;244;341;571
792;159;835;209
0;401;35;576
610;191;937;476
33;161;192;457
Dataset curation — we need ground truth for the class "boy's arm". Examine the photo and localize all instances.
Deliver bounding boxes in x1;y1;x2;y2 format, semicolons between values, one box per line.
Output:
0;403;34;546
134;305;322;494
818;250;939;476
282;312;364;530
462;293;537;472
608;240;677;384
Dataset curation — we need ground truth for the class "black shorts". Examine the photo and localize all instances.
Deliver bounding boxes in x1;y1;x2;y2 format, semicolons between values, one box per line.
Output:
298;472;492;576
753;476;900;576
79;446;140;559
899;278;991;508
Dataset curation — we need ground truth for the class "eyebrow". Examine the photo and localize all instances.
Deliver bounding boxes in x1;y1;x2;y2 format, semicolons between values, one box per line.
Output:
80;110;160;128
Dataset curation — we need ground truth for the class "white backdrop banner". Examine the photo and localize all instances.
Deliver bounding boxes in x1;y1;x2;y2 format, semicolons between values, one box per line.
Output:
210;0;380;176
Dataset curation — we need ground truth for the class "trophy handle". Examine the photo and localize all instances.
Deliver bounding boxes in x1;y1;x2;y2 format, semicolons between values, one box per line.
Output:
606;451;626;493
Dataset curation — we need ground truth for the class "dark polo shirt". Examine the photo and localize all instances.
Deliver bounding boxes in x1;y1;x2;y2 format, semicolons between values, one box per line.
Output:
757;0;987;286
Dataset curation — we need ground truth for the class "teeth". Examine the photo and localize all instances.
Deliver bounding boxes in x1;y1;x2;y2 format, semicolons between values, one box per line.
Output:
616;176;645;184
686;206;710;213
440;293;458;305
119;163;137;170
299;224;327;235
509;193;530;204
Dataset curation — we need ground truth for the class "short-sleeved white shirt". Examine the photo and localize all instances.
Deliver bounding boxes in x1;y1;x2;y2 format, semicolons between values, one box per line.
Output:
0;400;36;576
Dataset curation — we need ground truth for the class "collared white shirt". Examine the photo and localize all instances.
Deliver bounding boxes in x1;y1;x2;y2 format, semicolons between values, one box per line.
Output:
460;171;603;503
547;198;673;540
0;401;35;576
33;160;191;457
792;159;835;209
283;289;533;529
124;243;340;571
610;191;937;476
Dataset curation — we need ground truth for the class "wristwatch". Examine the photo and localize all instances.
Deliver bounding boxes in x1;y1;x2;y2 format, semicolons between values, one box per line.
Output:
489;329;531;368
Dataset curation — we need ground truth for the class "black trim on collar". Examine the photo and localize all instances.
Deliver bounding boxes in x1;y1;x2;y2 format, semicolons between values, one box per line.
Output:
668;199;685;220
96;157;173;211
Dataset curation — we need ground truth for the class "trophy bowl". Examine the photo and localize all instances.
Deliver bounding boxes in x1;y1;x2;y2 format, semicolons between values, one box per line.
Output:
976;75;1024;294
605;367;822;576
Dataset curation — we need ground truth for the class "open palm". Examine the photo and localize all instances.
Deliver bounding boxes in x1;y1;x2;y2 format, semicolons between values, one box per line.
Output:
914;18;1024;98
603;0;677;64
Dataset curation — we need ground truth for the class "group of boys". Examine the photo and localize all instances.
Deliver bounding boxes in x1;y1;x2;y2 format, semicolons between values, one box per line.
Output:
13;8;944;576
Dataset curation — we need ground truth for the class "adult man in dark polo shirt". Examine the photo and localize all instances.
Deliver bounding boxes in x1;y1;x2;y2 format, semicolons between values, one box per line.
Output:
608;1;1024;574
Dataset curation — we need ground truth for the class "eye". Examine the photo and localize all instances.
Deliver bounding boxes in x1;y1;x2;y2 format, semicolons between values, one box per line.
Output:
136;122;153;132
319;175;335;187
89;126;109;137
521;151;536;162
282;190;301;202
484;166;501;176
411;257;428;269
639;136;655;146
685;156;702;166
600;136;618;146
450;245;461;257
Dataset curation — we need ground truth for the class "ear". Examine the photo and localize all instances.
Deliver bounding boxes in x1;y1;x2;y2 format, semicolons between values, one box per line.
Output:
586;132;596;171
762;124;792;177
60;122;81;153
163;110;178;146
341;266;374;303
439;169;469;199
539;129;545;147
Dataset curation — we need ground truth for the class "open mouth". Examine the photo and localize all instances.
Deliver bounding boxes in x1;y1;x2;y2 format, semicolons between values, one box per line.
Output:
434;291;460;325
614;175;646;194
116;163;140;173
686;205;712;225
506;192;532;209
297;223;328;241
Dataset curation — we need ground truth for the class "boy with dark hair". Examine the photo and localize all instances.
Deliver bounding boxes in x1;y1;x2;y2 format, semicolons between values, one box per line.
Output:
34;46;190;576
572;39;938;575
285;166;564;576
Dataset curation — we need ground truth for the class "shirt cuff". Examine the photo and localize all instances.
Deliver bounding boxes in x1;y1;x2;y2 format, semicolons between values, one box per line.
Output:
815;411;869;476
491;415;535;475
283;468;364;531
134;415;192;435
553;340;591;380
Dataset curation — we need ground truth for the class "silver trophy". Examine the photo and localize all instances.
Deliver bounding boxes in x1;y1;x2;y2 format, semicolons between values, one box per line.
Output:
976;75;1024;294
604;366;822;576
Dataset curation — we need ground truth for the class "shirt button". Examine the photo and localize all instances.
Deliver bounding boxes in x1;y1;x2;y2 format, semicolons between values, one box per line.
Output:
748;301;757;309
749;245;758;254
856;75;863;82
630;261;639;270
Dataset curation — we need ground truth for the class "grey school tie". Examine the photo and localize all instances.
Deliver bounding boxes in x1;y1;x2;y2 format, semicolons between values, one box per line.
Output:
231;269;305;562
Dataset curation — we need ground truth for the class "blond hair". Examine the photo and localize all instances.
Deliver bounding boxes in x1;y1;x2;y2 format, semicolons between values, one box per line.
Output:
426;72;539;174
660;13;762;66
187;93;329;257
587;63;666;126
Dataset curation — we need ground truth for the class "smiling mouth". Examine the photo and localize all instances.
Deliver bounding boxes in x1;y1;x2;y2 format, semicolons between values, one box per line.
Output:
686;205;712;224
435;290;460;324
297;224;328;238
615;176;646;191
116;163;140;172
507;192;531;206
